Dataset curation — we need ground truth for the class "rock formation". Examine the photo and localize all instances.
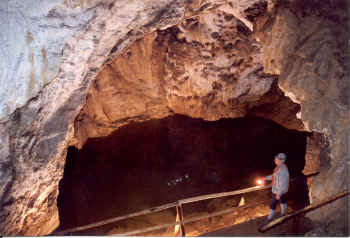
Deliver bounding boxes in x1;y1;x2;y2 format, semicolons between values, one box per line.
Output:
0;0;187;234
0;0;348;235
73;6;303;148
255;0;349;234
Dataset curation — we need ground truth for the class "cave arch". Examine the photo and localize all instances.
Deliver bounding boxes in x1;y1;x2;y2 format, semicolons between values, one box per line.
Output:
0;0;348;236
57;115;310;235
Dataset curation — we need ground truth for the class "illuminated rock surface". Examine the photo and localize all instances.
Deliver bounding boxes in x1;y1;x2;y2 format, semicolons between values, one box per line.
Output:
256;1;349;234
0;0;348;236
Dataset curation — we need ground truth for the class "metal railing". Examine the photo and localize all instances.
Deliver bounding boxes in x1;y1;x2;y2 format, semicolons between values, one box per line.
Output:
258;189;350;232
53;172;323;236
54;185;271;235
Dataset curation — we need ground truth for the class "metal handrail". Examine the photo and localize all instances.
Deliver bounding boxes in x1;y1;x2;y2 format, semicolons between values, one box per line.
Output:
53;172;319;236
114;199;271;236
54;185;271;235
259;189;350;232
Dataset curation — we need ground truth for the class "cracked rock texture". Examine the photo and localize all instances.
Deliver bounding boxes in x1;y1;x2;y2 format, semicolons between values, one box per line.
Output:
0;0;269;235
74;8;302;147
256;0;349;234
0;0;101;118
0;0;264;121
0;0;349;236
0;0;187;235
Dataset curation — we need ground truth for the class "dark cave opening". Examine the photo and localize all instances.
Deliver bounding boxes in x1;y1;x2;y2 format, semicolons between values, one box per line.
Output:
56;115;310;235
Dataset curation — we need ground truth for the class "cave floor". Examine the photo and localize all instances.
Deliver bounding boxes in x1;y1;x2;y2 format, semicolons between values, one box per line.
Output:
66;186;312;236
202;214;314;237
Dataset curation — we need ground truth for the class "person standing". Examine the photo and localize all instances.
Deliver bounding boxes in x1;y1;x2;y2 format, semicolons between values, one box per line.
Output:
263;153;290;222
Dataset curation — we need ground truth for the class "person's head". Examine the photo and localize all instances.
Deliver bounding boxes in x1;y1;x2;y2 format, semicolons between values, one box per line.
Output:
274;153;287;166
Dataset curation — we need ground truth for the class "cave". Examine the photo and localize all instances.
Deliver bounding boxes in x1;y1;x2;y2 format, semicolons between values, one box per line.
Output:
56;115;310;235
0;0;348;236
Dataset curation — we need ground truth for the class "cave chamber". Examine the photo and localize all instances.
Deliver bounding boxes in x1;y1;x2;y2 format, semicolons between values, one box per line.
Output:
1;0;348;236
57;115;311;235
55;14;317;234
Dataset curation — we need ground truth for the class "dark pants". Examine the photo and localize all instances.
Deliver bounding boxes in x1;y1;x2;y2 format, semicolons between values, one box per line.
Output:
270;193;288;210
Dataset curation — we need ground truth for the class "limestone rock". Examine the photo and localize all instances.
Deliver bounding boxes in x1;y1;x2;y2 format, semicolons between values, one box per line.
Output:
0;0;106;118
163;10;273;120
0;122;12;205
74;32;172;148
302;132;327;199
74;7;303;147
257;0;349;231
0;0;264;121
2;0;272;233
246;81;304;130
0;0;186;235
0;0;349;236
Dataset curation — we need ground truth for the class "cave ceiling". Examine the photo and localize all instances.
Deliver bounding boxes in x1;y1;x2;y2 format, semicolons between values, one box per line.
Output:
73;1;303;148
0;0;349;236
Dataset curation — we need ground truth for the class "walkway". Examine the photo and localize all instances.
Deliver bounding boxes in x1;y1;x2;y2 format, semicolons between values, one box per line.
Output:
202;214;314;236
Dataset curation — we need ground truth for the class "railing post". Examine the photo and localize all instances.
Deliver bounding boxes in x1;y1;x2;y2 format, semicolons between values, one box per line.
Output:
176;204;186;236
180;203;186;236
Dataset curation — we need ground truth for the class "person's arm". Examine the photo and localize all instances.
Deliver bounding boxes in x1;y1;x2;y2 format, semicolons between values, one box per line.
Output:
264;174;273;181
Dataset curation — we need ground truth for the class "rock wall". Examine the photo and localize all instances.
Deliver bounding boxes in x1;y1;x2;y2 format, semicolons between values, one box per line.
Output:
73;32;172;148
256;0;349;234
0;0;268;235
0;0;187;235
0;0;348;235
302;133;327;199
1;0;105;118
